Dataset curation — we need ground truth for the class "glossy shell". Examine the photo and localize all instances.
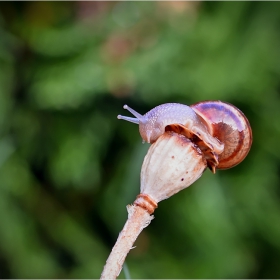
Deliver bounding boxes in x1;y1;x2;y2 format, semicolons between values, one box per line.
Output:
191;101;252;169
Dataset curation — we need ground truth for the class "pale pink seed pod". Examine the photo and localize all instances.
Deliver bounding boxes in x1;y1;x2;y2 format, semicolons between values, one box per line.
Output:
134;131;207;208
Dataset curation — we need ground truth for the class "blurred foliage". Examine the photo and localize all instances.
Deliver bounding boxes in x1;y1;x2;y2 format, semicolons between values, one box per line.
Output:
0;1;280;279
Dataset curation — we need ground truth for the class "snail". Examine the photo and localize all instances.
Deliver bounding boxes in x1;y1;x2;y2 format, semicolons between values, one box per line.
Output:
117;101;252;173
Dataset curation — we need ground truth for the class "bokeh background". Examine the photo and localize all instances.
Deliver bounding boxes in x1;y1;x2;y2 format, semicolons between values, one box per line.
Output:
0;1;280;279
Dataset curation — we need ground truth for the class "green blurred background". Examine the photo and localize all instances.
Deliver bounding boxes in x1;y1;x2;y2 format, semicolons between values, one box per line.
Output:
0;1;280;278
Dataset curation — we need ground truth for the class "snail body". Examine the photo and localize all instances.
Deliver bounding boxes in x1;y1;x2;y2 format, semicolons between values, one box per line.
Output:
118;101;252;173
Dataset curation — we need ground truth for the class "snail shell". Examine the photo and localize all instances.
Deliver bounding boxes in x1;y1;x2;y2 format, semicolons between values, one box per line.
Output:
117;101;252;173
191;100;252;170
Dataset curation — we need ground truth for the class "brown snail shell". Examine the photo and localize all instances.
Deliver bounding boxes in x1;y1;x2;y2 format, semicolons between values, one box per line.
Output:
191;100;253;170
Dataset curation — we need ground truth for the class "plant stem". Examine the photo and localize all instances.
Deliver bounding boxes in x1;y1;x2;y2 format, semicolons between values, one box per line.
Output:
100;204;154;279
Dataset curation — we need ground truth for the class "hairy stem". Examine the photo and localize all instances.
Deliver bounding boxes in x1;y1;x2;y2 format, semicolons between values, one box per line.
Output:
100;204;154;279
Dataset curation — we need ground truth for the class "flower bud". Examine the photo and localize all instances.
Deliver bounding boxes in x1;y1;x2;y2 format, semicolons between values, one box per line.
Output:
134;131;207;213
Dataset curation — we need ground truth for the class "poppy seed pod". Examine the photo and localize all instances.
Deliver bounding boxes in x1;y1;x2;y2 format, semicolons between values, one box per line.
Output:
134;131;207;214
